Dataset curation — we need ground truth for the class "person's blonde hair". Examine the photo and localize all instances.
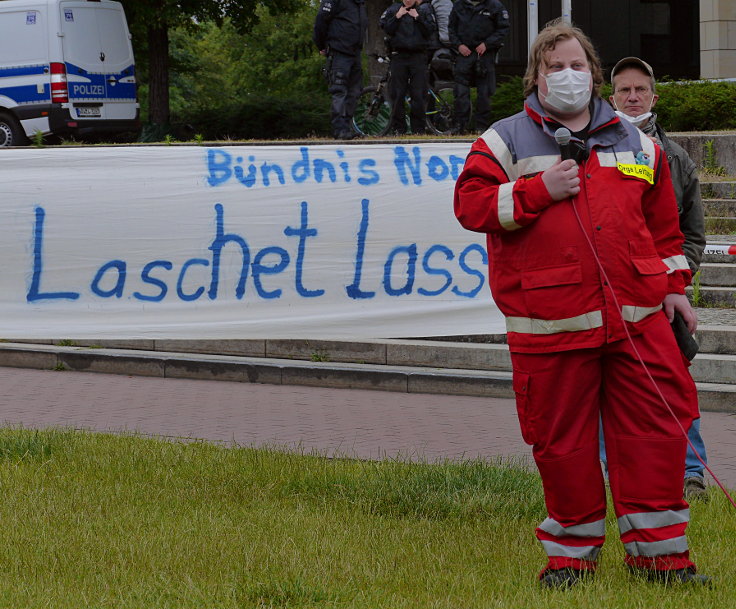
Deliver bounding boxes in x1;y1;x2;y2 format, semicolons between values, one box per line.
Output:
522;18;603;99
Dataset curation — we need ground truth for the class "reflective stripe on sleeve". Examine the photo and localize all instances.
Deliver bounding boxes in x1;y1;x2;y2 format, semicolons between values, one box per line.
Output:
620;304;662;323
618;509;690;535
539;517;606;538
623;536;689;558
517;154;559;177
541;540;602;561
662;254;690;274
480;131;558;180
497;182;521;231
506;310;603;335
481;129;516;179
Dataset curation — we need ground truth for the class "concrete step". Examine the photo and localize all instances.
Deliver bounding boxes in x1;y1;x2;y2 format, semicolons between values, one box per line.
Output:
687;285;736;306
700;182;736;199
695;382;736;413
11;338;514;371
705;217;736;233
703;239;736;263
0;337;733;412
697;324;736;354
698;262;736;286
691;352;736;384
703;198;736;216
0;341;515;400
703;251;736;264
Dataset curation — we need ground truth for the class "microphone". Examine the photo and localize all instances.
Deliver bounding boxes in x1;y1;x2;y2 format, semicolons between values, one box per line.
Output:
554;127;574;161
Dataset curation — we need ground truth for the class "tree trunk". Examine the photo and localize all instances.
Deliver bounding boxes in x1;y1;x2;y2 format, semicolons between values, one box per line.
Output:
365;0;393;85
147;23;170;126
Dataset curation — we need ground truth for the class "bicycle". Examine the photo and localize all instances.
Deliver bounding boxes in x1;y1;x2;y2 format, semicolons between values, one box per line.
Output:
352;53;455;137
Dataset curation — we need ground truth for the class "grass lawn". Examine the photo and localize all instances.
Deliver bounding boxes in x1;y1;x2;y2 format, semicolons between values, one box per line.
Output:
0;428;730;608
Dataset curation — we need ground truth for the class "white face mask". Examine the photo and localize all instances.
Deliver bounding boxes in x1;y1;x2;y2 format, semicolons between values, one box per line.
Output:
540;68;592;114
614;109;652;128
612;95;654;128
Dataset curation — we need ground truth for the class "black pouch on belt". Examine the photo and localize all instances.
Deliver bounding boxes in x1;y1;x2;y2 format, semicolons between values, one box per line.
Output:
671;310;699;361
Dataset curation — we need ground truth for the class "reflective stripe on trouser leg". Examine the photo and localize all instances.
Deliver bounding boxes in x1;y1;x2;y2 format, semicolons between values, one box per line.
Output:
619;510;690;557
537;517;605;567
510;349;607;570
618;509;691;570
600;313;697;571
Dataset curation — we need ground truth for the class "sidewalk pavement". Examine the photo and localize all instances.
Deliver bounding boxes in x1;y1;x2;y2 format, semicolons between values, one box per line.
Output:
1;366;734;490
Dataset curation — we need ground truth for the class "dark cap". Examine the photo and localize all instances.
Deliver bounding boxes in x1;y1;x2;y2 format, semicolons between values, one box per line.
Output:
610;56;655;83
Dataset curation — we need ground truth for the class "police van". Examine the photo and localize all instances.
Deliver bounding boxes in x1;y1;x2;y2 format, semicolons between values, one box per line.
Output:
0;0;139;146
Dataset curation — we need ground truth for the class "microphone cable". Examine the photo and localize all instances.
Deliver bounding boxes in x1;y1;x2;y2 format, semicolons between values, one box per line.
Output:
568;174;736;509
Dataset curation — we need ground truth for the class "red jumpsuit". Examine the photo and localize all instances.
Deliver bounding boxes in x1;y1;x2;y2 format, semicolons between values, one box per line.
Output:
454;93;698;574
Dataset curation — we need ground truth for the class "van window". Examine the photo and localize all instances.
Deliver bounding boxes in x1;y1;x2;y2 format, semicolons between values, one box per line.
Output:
0;10;47;64
60;4;133;72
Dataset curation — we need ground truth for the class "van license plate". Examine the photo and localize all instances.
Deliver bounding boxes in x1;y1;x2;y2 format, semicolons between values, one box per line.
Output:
77;107;101;117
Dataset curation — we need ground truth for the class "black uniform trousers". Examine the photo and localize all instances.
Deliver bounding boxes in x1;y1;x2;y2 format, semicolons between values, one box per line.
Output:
388;51;428;134
453;51;496;132
327;51;363;137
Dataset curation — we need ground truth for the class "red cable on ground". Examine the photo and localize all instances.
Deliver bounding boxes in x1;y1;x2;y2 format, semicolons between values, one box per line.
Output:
570;196;736;509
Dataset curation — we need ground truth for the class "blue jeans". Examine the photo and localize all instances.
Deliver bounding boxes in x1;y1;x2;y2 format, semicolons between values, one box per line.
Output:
685;417;707;478
599;417;707;479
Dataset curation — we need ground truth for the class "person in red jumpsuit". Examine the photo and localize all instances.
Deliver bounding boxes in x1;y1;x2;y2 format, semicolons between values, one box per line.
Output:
453;18;710;589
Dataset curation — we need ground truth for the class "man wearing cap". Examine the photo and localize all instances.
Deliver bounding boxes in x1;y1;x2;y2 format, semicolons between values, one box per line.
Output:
608;56;708;500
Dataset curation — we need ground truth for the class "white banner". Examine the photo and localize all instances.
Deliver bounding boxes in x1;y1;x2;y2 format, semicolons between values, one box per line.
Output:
0;143;503;339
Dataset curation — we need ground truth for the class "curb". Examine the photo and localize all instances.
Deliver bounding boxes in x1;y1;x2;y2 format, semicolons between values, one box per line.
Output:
0;342;733;413
0;342;515;399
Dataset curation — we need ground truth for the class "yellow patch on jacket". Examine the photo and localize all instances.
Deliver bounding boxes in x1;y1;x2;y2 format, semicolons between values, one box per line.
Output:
616;163;654;185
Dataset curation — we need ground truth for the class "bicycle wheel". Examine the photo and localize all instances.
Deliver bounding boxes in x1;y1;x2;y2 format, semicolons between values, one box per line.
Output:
426;86;455;135
353;86;392;136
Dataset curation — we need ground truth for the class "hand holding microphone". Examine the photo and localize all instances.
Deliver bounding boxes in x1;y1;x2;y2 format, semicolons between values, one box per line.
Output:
542;159;580;200
542;127;581;201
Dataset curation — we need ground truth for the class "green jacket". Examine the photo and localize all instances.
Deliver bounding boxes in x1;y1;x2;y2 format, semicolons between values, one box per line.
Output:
643;116;706;273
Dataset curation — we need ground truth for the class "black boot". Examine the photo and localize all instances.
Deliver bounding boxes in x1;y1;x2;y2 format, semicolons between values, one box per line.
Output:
539;567;591;589
629;566;711;586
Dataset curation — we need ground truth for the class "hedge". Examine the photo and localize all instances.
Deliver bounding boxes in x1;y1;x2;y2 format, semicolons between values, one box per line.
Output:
147;77;736;142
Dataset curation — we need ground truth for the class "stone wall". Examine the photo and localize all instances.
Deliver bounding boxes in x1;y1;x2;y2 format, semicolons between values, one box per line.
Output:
669;132;736;175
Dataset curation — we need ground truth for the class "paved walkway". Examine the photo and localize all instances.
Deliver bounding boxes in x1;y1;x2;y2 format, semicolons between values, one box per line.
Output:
2;366;735;490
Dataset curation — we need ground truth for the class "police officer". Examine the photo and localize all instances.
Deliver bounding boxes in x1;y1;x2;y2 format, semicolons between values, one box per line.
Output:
313;0;367;140
448;0;509;134
380;0;436;134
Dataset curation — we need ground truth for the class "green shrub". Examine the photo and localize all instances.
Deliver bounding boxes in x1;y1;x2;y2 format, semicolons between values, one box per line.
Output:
654;80;736;131
171;94;332;141
144;75;736;141
490;75;525;123
603;78;736;132
489;78;736;131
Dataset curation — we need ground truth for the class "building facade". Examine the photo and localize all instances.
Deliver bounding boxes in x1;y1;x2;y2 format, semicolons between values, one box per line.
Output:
496;0;735;81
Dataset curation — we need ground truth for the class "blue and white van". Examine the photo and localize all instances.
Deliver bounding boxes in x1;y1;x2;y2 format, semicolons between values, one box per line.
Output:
0;0;139;146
